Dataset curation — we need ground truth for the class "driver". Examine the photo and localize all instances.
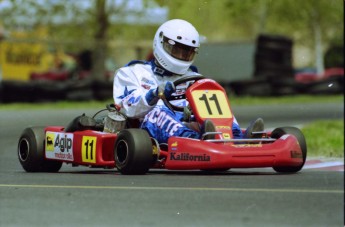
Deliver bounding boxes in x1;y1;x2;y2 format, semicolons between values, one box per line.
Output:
113;19;263;144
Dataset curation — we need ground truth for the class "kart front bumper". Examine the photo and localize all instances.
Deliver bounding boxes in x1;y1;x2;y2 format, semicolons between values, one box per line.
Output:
164;134;303;170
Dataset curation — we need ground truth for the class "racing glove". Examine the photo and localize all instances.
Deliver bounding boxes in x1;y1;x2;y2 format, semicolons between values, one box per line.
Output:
145;81;175;105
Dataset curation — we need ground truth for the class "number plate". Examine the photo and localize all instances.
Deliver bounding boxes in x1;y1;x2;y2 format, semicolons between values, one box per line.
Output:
191;90;232;118
82;136;97;163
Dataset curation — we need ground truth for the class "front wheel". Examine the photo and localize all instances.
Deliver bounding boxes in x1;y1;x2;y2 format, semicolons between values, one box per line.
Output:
18;127;62;172
114;129;153;175
271;127;307;173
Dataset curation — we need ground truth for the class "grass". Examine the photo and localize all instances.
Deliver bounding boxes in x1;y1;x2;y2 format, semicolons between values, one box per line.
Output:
301;120;344;158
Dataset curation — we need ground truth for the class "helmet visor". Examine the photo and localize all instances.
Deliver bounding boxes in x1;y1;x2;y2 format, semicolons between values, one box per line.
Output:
163;36;198;61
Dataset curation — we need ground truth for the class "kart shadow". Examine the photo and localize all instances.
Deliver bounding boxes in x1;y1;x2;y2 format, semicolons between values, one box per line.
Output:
147;169;278;176
57;168;280;176
56;163;289;176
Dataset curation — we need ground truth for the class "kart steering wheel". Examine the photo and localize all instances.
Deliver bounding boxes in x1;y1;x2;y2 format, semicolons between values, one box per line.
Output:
162;75;205;112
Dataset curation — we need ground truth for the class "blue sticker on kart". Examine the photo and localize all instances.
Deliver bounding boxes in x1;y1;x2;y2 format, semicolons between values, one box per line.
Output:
45;131;74;161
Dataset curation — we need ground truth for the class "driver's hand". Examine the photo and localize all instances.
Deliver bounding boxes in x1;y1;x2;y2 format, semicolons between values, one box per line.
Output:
157;81;175;99
145;81;175;105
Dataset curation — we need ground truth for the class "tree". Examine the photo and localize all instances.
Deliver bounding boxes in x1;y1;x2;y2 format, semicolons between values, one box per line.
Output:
1;0;343;76
91;0;109;82
219;0;343;73
265;0;343;74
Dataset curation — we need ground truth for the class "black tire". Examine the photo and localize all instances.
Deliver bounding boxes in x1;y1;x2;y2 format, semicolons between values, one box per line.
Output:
114;129;153;175
271;127;307;173
18;127;63;172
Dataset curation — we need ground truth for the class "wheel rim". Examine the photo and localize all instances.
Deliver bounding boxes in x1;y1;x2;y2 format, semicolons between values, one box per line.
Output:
18;138;30;162
116;140;129;166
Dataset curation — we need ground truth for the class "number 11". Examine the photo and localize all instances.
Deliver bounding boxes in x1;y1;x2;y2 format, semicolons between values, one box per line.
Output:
199;93;223;115
84;140;94;160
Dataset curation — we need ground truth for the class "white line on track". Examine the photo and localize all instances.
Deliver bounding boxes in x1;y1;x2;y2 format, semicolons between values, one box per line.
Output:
304;161;344;169
304;159;344;171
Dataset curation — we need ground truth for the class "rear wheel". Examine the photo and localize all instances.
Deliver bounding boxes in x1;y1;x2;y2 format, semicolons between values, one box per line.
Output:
114;129;153;175
271;127;307;173
18;127;62;172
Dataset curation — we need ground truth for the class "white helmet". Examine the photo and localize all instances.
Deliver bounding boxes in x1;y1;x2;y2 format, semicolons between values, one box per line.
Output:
153;19;200;75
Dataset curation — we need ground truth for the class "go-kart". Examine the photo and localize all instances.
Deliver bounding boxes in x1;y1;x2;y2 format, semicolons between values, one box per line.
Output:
17;75;307;175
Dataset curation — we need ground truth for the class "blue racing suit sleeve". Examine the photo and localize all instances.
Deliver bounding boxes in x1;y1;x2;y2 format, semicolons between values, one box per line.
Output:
145;88;159;106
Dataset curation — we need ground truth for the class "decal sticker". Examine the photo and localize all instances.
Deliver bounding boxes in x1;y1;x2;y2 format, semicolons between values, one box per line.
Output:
170;152;211;162
216;126;231;130
141;78;155;86
45;131;74;161
124;94;141;106
45;133;55;151
280;134;290;140
154;67;164;74
196;79;215;84
191;90;232;119
82;136;97;163
141;84;151;90
117;86;135;99
171;141;178;151
222;133;231;139
291;150;303;158
145;108;184;136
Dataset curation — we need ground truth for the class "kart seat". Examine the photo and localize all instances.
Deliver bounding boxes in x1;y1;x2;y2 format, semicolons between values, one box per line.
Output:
65;114;97;132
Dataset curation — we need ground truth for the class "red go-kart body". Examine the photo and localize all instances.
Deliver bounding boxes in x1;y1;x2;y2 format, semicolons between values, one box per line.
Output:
18;77;306;174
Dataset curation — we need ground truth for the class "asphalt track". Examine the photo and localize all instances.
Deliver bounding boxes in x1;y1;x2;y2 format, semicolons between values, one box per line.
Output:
0;102;344;227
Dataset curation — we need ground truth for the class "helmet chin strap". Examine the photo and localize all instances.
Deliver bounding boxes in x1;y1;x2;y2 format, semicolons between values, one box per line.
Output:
150;59;176;77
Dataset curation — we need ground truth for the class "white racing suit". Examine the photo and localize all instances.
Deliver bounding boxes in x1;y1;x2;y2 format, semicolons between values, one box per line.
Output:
113;60;243;144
